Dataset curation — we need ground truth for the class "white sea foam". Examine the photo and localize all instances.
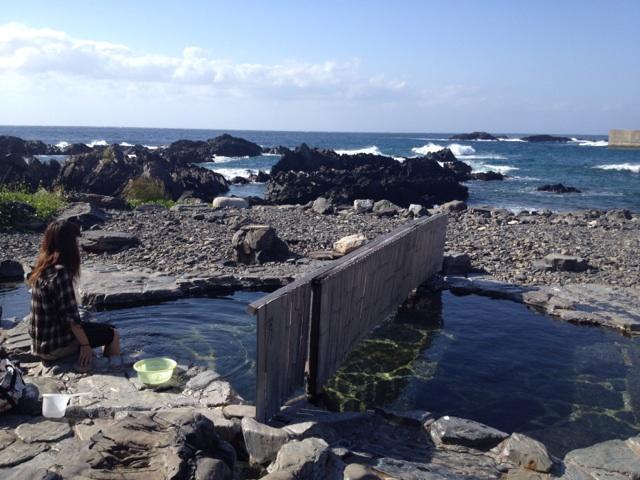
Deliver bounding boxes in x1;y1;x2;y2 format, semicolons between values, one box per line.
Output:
55;141;70;149
577;140;608;147
86;139;108;147
498;137;526;142
466;160;519;175
119;142;134;147
595;163;640;173
143;145;159;150
411;143;476;157
335;146;383;156
211;167;271;180
459;154;508;160
212;155;250;163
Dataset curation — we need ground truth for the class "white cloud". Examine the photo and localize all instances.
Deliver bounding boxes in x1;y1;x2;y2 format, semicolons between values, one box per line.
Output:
0;22;406;99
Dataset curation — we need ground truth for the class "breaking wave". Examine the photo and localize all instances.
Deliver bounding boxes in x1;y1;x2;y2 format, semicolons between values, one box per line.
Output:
213;155;250;163
466;161;519;175
55;141;70;149
595;163;640;173
411;143;476;157
335;146;383;156
577;140;608;147
498;138;526;142
119;142;134;147
86;139;108;147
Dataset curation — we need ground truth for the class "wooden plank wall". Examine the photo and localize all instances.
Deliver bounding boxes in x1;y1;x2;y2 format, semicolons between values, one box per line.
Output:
250;213;447;421
311;214;447;391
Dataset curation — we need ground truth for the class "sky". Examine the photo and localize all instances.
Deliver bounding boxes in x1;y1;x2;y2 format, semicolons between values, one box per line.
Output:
0;0;638;134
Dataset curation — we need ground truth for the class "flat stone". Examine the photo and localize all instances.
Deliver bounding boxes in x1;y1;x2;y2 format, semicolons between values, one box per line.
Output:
16;420;72;443
446;275;528;302
0;441;48;467
223;404;256;419
80;230;140;253
241;417;291;465
57;202;106;228
564;435;640;479
185;370;220;391
430;416;509;450
0;430;16;450
492;433;553;473
200;380;238;406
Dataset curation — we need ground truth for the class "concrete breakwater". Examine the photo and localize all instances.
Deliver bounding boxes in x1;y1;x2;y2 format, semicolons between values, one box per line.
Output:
609;129;640;149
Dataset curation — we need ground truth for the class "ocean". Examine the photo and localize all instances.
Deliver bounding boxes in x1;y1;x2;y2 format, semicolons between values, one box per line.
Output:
2;125;639;212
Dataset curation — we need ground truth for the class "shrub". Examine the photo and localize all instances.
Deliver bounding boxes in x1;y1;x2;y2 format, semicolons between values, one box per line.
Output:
123;177;174;208
0;186;67;229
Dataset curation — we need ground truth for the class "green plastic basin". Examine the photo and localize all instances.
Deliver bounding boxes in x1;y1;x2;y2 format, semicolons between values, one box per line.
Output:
133;357;177;385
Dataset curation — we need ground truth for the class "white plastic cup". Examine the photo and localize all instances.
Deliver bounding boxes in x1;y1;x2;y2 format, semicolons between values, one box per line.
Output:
42;394;70;418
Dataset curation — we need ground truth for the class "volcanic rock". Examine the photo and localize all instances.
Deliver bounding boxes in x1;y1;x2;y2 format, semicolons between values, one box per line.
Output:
450;132;499;141
266;144;468;207
521;135;572;143
164;134;262;164
66;192;128;210
537;183;582;194
56;202;106;229
231;225;290;265
471;171;505;181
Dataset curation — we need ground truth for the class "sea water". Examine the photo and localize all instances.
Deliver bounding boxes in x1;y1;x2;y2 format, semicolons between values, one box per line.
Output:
1;125;639;212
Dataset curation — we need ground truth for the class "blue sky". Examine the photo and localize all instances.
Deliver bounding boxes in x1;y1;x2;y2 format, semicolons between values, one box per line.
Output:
1;0;638;134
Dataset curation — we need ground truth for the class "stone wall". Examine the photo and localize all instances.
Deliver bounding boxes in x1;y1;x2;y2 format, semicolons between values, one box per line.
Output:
609;129;640;148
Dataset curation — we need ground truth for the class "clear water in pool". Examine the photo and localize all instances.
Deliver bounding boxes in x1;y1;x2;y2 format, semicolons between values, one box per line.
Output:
1;284;638;456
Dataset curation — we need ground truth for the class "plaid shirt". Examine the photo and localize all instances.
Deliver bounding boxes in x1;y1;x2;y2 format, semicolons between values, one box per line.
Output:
29;265;81;355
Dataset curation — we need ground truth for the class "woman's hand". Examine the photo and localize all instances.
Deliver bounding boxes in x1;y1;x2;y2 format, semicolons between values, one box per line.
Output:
77;345;93;368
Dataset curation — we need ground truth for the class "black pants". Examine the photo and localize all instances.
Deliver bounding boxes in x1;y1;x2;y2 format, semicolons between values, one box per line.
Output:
82;322;115;348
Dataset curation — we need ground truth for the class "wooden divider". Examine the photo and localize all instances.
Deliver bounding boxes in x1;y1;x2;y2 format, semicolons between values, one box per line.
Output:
249;213;447;422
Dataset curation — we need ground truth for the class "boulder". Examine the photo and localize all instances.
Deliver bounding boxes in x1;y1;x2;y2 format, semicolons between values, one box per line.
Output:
442;252;472;275
265;144;468;208
80;231;140;253
312;197;334;214
0;153;60;191
429;416;508;450
212;196;249;210
230;176;249;185
450;132;499;141
0;260;24;281
433;200;467;214
537;183;582;194
66;192;128;209
564;435;640;479
353;199;374;214
16;420;72;444
539;254;589;272
56;202;106;228
241;417;291;465
249;171;271;182
333;234;368;255
207;134;263;157
492;433;553;473
408;204;427;217
232;225;290;265
266;437;331;478
373;199;400;217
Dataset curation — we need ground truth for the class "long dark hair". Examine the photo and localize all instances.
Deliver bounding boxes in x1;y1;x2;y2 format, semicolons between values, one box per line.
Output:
28;220;81;286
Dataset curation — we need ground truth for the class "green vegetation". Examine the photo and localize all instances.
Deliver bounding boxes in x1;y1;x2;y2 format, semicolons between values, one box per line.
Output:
0;186;67;229
124;176;174;208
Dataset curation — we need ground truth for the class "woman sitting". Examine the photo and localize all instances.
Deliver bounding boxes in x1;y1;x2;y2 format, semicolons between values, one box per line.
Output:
28;220;122;371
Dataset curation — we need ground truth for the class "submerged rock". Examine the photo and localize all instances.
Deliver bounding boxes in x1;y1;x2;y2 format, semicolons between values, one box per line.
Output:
537;183;582;194
521;135;572;143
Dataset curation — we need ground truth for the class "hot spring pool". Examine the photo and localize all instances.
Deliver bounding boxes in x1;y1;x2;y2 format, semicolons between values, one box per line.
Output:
1;283;638;456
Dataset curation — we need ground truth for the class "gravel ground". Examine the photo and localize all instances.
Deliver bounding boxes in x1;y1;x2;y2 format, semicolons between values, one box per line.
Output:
2;204;639;287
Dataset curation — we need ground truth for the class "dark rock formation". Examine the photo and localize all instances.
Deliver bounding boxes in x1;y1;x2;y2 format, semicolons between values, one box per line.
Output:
231;176;249;185
59;143;92;155
249;171;271;182
470;171;505;181
522;135;572;143
0;259;24;281
262;145;290;155
164;134;263;164
450;132;499;141
57;145;228;202
231;225;290;264
266;144;468;208
0;154;61;190
537;183;582;194
0;136;49;156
